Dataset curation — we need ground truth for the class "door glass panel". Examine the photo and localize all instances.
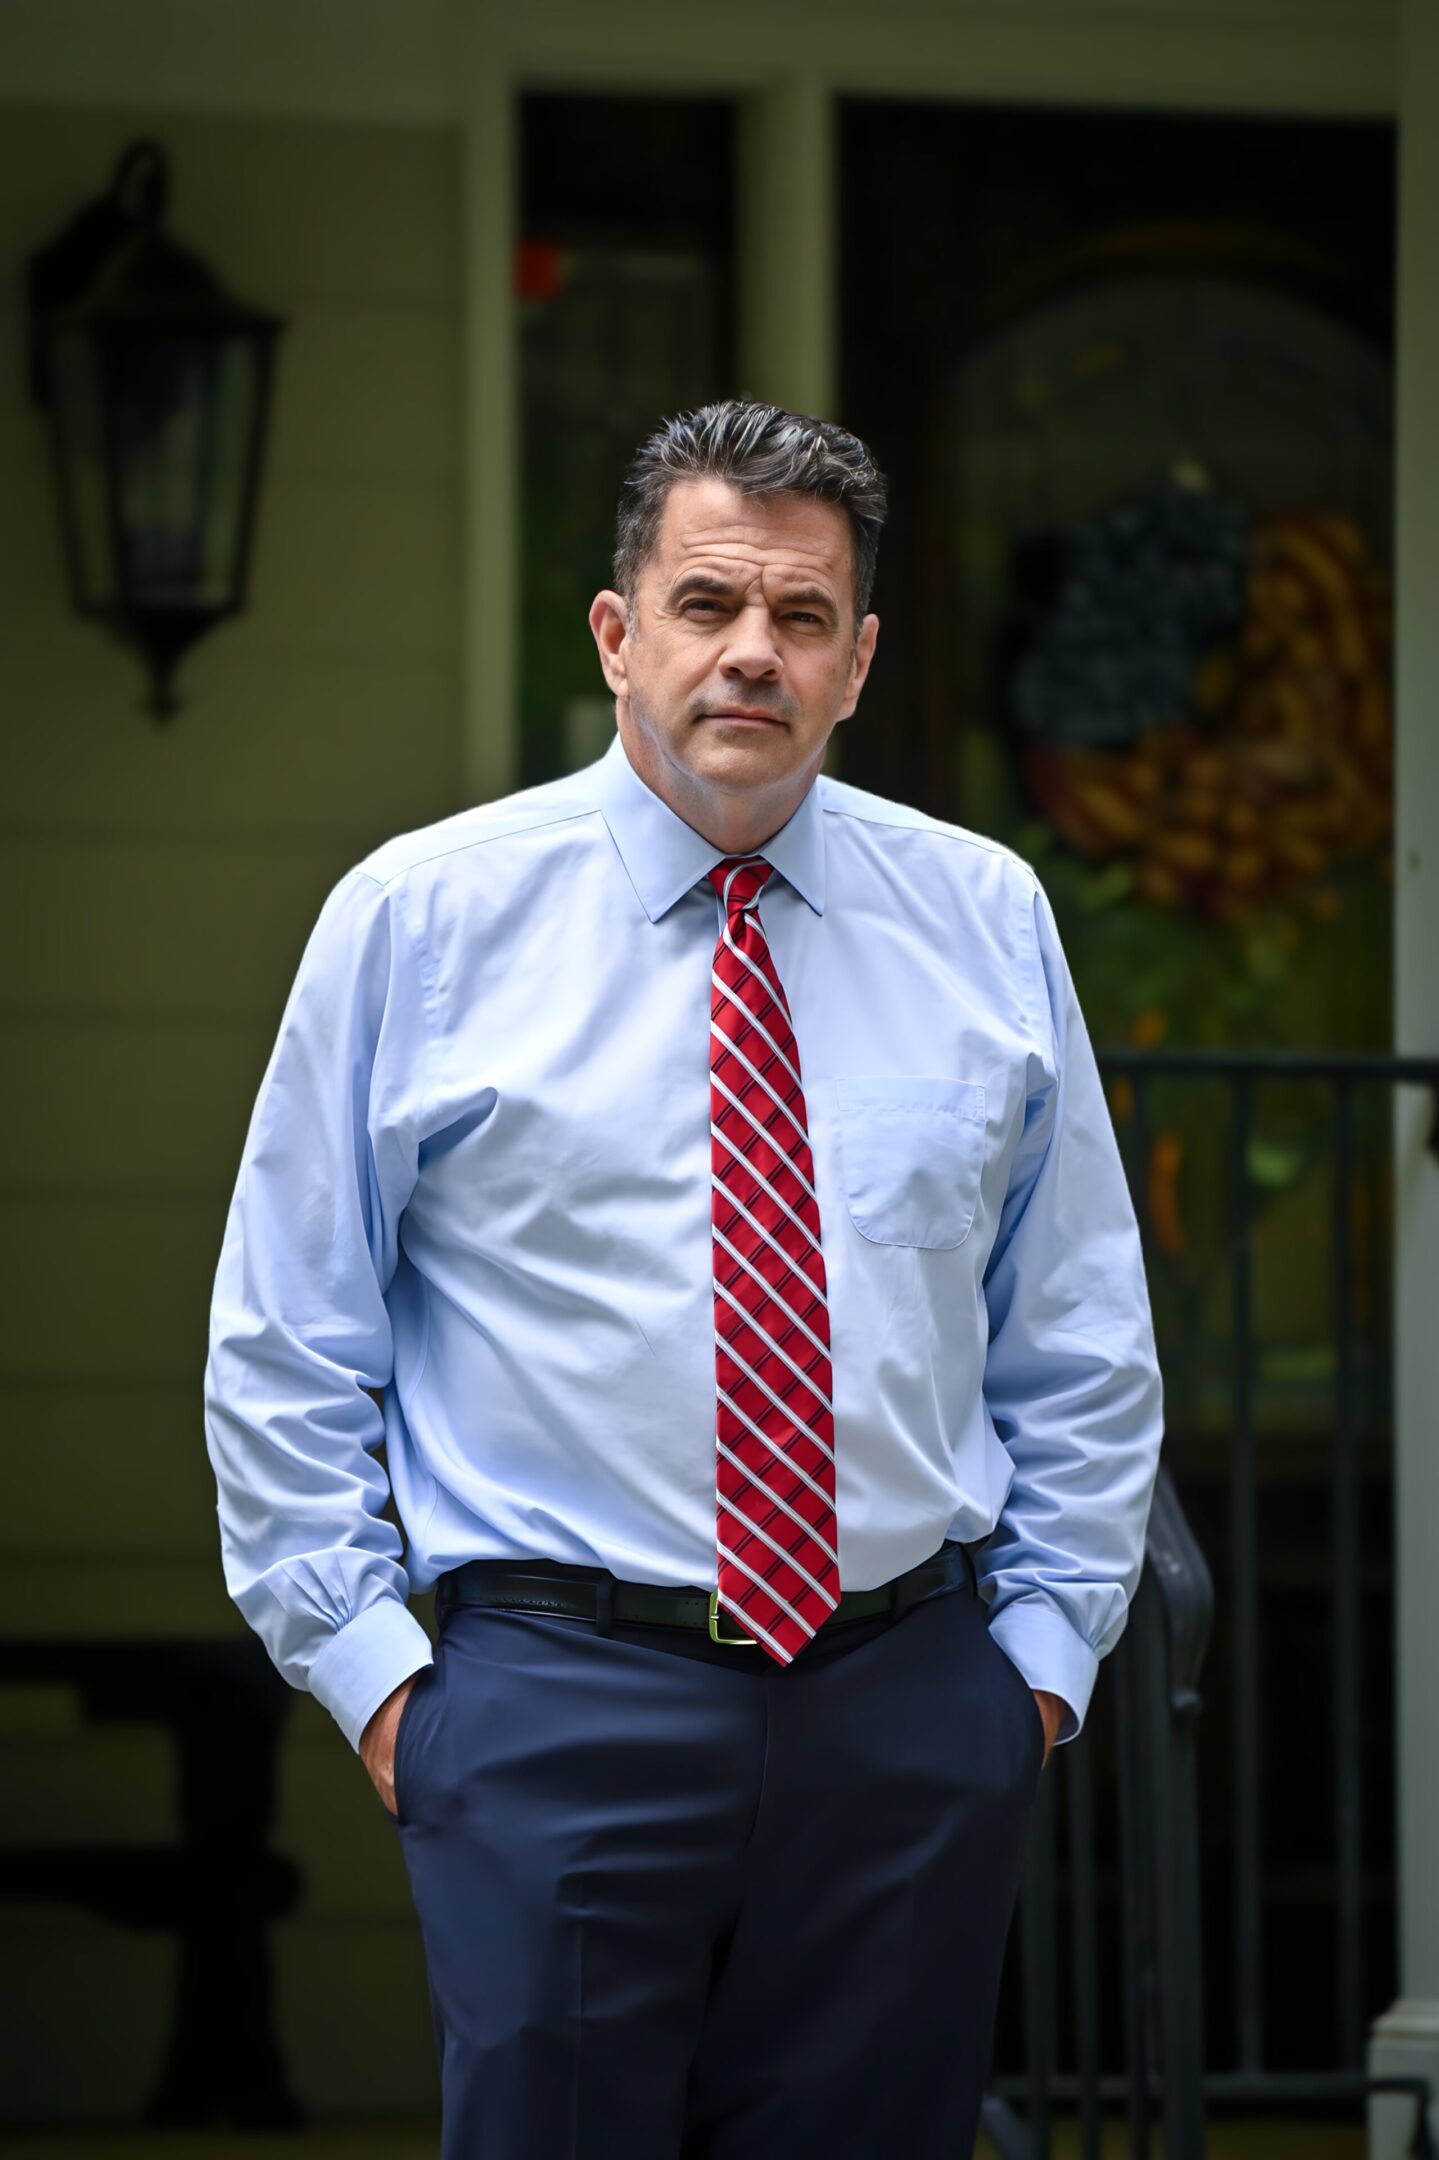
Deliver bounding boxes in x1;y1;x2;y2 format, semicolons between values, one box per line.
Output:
840;94;1397;2083
519;94;737;785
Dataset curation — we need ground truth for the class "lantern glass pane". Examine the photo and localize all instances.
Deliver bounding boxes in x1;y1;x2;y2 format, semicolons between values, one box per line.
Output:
110;333;261;608
49;327;112;611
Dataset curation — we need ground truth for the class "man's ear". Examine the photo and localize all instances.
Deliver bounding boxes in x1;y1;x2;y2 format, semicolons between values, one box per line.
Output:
588;590;630;695
838;612;879;719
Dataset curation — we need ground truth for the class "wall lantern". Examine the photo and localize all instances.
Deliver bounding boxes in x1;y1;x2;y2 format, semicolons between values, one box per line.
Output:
26;139;287;721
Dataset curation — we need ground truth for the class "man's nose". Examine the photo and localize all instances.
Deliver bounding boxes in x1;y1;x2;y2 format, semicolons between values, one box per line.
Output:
720;601;783;674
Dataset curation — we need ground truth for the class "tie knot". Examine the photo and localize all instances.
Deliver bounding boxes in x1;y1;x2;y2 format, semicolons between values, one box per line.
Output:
709;855;774;920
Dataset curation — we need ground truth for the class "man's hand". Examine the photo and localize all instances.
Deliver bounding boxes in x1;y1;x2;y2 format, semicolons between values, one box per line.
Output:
360;1673;421;1816
1032;1689;1068;1771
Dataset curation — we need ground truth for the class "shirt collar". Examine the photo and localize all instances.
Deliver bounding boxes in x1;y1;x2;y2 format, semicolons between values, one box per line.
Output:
590;727;826;922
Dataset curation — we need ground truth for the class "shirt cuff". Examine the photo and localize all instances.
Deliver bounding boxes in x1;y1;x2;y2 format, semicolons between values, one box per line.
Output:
985;1594;1099;1747
307;1597;436;1753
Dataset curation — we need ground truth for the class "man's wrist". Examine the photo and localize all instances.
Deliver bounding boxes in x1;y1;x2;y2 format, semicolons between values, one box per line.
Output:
308;1599;435;1752
986;1596;1098;1746
1031;1687;1070;1765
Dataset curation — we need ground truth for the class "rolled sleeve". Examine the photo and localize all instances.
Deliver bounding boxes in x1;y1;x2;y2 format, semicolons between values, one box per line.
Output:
976;876;1164;1746
309;1597;437;1753
985;1596;1100;1747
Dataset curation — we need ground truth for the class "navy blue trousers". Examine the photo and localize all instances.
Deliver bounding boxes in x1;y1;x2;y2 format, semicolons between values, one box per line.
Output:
390;1549;1043;2159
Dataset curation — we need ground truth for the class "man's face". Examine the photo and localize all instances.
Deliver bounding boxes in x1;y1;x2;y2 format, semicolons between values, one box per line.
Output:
590;476;879;839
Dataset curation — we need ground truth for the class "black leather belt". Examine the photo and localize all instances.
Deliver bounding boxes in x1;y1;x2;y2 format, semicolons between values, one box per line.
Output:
435;1539;978;1644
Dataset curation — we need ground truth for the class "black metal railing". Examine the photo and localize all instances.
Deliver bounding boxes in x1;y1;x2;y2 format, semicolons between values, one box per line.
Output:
982;1048;1439;2159
982;1462;1213;2160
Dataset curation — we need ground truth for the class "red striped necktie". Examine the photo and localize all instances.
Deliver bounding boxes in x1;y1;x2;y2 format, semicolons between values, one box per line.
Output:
708;854;839;1662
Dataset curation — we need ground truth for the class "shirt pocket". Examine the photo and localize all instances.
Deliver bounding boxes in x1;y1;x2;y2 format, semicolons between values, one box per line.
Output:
834;1077;987;1250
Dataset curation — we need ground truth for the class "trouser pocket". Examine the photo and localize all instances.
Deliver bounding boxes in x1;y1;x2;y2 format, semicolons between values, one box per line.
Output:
390;1665;434;1828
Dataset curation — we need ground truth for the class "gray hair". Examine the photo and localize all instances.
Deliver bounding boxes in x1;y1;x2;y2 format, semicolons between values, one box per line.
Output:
613;397;888;641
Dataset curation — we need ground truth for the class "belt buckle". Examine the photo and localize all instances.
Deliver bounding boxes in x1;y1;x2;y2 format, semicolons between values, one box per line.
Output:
708;1588;758;1646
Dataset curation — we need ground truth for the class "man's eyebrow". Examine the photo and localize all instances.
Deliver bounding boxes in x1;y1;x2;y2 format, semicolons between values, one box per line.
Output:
776;585;840;615
668;572;734;600
669;571;839;616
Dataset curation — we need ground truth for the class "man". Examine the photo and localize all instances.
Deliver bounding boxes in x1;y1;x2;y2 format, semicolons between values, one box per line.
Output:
205;397;1163;2158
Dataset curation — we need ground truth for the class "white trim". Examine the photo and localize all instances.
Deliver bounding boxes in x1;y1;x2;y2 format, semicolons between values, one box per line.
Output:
0;2;1396;123
0;0;460;122
739;71;835;416
1369;1997;1439;2158
1373;10;1439;2153
459;22;519;806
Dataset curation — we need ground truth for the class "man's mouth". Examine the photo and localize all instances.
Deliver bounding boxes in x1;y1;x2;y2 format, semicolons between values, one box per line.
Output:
703;709;785;727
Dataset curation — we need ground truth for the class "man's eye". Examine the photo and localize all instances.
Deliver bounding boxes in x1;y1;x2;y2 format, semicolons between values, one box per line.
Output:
684;598;723;613
790;612;823;625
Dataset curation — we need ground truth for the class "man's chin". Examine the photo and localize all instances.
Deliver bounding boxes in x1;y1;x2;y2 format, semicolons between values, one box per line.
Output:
688;733;797;787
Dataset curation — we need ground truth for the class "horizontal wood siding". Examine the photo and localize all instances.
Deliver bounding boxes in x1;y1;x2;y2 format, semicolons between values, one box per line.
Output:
0;103;462;2118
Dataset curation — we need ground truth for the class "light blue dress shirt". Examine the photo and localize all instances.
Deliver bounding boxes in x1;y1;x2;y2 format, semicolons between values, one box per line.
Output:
204;728;1163;1754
